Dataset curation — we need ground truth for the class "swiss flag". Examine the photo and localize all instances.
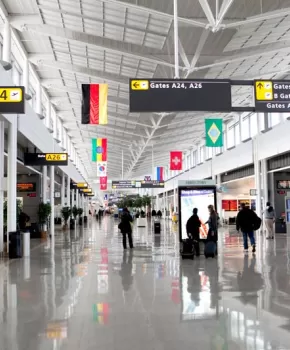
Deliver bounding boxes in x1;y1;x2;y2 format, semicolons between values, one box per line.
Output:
170;151;182;170
100;176;107;191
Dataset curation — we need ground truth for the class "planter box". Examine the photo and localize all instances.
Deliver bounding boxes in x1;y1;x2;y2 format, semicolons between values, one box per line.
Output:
137;218;146;227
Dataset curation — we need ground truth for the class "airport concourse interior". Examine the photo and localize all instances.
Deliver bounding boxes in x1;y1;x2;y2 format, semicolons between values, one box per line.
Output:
3;0;290;349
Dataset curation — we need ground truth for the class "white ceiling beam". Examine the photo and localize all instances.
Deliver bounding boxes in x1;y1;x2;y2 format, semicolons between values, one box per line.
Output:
126;114;166;176
215;0;235;30
178;39;190;69
18;24;184;70
184;29;210;77
97;0;207;28
198;0;215;27
29;57;128;86
224;7;290;29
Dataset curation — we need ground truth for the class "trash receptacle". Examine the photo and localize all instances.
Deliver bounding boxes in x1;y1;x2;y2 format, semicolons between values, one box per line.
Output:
154;221;161;234
22;231;30;257
9;231;23;259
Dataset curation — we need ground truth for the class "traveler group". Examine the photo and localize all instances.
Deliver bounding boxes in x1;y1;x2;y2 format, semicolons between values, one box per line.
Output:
186;204;219;257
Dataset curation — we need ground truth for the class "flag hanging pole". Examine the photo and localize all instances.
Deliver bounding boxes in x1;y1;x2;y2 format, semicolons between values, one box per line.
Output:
173;0;179;79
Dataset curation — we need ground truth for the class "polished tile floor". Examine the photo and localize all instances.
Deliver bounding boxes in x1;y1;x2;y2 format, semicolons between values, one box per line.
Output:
1;217;290;349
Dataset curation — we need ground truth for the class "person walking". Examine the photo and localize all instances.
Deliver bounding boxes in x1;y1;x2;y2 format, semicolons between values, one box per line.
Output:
236;203;257;253
120;208;134;250
263;202;276;239
206;205;218;242
186;208;201;256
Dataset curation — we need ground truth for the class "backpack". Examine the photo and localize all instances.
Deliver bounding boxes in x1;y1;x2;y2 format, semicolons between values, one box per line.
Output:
253;215;262;231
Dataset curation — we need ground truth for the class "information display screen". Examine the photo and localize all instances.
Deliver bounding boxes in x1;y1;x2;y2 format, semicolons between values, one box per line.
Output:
17;183;36;192
238;199;250;208
179;188;216;240
277;180;290;189
222;199;238;211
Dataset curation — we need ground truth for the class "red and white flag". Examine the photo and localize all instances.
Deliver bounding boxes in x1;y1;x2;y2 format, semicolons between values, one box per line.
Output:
100;176;107;191
170;151;182;171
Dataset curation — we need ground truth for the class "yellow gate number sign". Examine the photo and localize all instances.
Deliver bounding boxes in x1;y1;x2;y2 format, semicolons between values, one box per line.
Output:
255;81;273;101
0;88;23;102
45;153;67;161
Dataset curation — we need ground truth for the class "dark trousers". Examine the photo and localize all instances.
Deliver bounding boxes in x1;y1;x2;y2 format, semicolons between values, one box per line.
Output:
123;232;133;249
193;241;200;256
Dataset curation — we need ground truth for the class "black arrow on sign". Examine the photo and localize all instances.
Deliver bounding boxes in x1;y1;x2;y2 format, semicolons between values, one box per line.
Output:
133;82;139;89
257;82;263;90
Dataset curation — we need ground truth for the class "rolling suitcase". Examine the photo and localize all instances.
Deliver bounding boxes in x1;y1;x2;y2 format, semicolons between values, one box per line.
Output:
204;241;217;259
180;239;195;260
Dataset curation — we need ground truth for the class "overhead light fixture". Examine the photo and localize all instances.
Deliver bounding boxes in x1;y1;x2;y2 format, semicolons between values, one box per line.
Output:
0;59;12;71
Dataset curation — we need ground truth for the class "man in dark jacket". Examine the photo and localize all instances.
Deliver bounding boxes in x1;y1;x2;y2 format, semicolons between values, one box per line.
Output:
236;203;257;253
186;208;201;256
120;208;134;249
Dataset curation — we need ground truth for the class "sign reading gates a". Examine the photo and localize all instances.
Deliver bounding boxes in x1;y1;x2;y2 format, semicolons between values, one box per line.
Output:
112;180;165;189
129;79;232;113
0;86;25;114
255;80;290;112
24;153;68;166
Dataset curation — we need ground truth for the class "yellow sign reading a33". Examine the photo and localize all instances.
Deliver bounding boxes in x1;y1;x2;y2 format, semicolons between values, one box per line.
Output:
45;153;68;161
0;88;23;102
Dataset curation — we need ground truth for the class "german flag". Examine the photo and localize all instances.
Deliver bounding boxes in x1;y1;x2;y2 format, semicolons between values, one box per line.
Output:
82;84;108;125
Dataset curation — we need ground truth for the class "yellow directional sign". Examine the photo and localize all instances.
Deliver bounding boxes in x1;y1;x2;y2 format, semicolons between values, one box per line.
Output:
0;87;23;102
131;80;149;90
45;153;68;161
77;183;88;188
255;81;273;101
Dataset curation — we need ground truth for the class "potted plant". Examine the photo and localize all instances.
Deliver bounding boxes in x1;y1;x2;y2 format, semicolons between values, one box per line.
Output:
38;203;51;239
61;207;71;230
78;208;84;225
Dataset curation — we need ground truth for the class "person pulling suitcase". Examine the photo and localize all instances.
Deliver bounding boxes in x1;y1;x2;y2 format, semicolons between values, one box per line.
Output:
186;208;201;256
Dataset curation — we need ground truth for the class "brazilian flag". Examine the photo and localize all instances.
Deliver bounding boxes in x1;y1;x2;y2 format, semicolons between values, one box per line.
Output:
205;119;223;147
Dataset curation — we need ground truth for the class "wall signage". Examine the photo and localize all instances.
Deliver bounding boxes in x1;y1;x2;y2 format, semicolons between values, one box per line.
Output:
0;86;25;114
24;153;68;166
130;79;232;113
255;80;290;112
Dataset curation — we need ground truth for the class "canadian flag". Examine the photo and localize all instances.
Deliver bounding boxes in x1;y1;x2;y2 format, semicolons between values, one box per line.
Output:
100;176;107;191
170;151;182;171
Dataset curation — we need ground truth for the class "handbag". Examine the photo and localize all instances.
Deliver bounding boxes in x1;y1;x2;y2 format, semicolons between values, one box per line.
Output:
118;222;123;231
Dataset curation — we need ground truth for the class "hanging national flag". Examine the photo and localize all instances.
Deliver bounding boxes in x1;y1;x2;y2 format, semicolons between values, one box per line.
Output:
82;84;108;125
97;162;107;177
205;118;223;147
92;138;107;162
156;167;164;181
170;151;182;171
100;176;107;191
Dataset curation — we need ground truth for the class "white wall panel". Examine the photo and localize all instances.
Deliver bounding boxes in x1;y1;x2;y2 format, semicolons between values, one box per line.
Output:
0;67;84;183
212;140;253;174
257;121;290;160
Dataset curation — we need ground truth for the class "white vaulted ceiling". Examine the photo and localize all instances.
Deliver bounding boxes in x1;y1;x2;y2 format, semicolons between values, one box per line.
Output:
3;0;290;180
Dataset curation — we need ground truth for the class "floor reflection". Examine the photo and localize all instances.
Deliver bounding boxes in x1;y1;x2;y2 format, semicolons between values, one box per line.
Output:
0;218;289;349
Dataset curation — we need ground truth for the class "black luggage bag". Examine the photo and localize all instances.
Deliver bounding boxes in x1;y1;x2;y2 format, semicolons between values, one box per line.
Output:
180;238;195;260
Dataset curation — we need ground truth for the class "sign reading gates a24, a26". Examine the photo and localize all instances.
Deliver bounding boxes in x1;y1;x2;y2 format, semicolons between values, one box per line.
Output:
129;79;232;113
0;86;25;114
254;80;290;112
24;153;68;166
